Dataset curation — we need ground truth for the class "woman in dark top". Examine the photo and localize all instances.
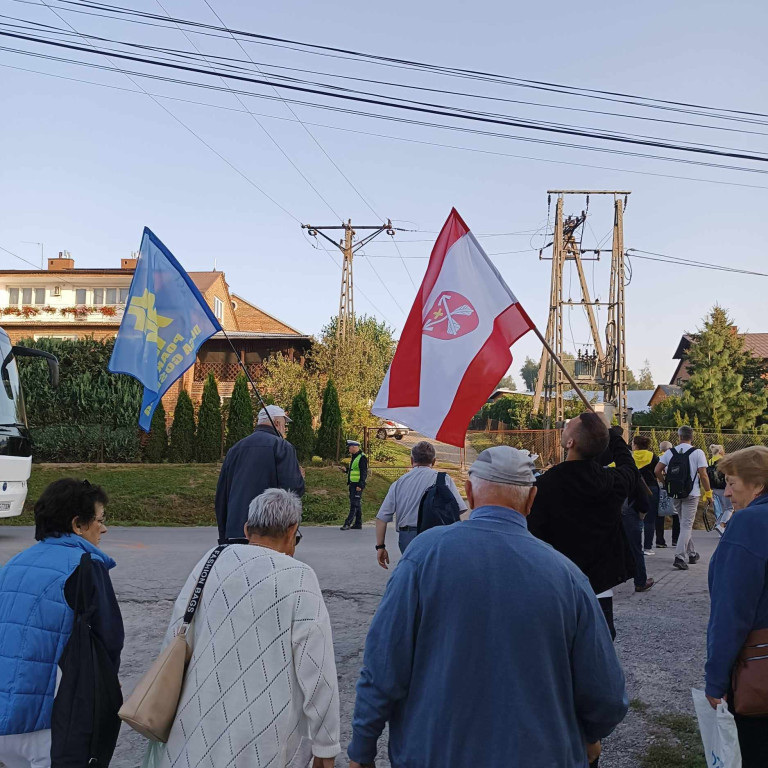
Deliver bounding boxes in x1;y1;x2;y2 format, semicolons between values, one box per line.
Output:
0;479;124;768
631;436;660;554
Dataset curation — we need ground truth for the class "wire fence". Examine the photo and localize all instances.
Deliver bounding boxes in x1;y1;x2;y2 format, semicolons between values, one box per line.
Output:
631;428;768;455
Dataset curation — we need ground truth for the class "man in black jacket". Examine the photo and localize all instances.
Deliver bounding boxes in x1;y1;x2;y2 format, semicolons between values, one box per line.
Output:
528;413;638;640
215;404;305;543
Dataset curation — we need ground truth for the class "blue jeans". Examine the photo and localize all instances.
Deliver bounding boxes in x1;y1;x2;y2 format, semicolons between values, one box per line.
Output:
643;485;660;550
622;511;648;589
398;528;418;553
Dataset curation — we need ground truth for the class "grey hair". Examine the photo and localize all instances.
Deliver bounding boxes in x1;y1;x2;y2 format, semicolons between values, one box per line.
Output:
246;488;302;537
469;475;532;510
678;425;694;441
411;441;436;466
659;440;673;451
710;444;725;456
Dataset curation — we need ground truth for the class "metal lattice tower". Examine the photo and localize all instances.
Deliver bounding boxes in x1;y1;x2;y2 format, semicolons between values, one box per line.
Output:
532;190;631;433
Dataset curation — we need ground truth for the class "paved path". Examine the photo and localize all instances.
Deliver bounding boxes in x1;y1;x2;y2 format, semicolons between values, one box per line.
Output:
0;524;719;767
399;431;477;466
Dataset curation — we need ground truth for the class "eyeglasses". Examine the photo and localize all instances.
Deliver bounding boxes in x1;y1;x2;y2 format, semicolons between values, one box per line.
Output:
295;528;303;546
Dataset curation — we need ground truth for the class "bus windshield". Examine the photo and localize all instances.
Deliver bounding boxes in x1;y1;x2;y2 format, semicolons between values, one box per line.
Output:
0;335;27;428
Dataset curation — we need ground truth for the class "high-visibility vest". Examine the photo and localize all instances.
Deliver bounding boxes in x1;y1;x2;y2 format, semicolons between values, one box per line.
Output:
349;452;366;483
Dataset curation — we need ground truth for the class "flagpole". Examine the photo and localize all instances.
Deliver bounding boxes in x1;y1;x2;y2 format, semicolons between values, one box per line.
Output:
530;325;596;414
220;330;282;437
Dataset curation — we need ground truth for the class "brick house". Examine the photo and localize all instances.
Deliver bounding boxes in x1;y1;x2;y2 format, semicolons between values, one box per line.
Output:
669;333;768;386
0;254;311;413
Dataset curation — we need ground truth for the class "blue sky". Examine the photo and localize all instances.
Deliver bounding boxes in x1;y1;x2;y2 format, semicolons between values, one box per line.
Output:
1;0;767;389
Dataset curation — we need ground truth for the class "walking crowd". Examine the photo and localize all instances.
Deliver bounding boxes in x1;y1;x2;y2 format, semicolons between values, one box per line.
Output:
1;407;768;767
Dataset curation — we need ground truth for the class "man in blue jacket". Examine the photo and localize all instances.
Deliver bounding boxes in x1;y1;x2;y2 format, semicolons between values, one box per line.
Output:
215;404;305;543
347;445;628;768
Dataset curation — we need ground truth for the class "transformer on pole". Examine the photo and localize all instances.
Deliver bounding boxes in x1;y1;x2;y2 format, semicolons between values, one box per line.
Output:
532;190;631;435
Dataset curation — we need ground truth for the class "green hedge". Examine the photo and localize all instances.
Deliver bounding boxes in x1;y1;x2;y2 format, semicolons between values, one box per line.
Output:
31;425;141;463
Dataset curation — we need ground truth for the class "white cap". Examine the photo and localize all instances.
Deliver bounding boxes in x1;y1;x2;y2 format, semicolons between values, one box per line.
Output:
258;404;291;423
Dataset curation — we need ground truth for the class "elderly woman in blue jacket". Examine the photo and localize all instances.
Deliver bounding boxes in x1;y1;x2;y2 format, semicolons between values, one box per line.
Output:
0;479;124;768
706;446;768;767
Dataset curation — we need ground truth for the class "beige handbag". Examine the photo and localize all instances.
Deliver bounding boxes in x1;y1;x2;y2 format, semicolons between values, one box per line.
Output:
119;545;227;742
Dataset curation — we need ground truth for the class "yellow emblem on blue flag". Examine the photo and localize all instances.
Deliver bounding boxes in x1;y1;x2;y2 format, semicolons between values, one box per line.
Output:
109;228;222;431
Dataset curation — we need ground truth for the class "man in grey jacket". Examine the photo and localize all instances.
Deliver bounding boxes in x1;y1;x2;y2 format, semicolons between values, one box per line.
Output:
215;405;305;543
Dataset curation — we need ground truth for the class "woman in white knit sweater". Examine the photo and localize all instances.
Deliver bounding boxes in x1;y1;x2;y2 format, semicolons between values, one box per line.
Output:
144;489;340;768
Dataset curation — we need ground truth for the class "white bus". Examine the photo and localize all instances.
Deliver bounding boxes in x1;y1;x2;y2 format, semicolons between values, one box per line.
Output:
0;328;58;517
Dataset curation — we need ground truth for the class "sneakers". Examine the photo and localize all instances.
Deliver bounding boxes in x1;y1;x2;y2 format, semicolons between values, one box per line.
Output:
674;556;689;570
689;553;701;565
672;540;679;547
350;525;363;530
643;550;655;556
656;542;667;548
635;578;655;593
340;524;350;531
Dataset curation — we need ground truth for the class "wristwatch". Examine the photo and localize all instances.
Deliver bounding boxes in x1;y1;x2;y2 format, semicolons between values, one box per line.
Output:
375;544;386;551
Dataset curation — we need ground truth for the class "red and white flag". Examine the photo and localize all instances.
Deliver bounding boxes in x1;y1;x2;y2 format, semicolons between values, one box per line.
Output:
372;208;534;447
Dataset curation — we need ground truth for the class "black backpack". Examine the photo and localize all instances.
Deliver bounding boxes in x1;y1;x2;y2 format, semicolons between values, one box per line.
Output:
417;472;462;533
707;462;727;491
665;446;697;499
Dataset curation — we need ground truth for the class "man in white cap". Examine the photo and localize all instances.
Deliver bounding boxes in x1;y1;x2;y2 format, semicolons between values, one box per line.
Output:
348;446;627;768
215;404;305;543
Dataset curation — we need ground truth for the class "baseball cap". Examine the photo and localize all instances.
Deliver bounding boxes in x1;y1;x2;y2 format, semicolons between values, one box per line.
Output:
468;446;537;486
258;404;292;423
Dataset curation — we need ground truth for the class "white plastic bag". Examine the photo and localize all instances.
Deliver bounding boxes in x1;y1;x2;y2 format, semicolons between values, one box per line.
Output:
692;688;742;768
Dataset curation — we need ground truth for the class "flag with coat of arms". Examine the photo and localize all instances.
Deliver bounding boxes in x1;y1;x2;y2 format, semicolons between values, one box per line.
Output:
109;227;222;431
372;208;534;447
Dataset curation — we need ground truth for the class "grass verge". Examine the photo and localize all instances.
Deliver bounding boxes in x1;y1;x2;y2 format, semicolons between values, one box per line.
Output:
3;463;393;527
636;706;706;768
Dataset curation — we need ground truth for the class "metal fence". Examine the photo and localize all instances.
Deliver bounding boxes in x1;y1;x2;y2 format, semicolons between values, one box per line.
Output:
466;429;562;469
631;428;768;455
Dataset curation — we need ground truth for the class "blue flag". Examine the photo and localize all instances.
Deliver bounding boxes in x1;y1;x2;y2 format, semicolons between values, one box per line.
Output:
109;228;222;431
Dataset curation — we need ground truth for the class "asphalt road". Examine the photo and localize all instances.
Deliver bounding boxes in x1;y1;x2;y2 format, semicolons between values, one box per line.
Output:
0;523;720;767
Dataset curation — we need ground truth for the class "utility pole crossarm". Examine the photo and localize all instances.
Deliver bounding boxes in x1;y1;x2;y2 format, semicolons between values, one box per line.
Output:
302;218;399;342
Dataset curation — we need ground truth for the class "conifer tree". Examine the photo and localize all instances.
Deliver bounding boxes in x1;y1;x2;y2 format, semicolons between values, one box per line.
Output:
316;378;343;460
682;306;768;431
142;399;168;462
225;373;254;452
287;384;314;462
168;389;196;462
196;373;222;462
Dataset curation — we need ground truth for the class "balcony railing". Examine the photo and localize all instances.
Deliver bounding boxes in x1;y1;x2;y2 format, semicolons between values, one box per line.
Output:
1;305;125;322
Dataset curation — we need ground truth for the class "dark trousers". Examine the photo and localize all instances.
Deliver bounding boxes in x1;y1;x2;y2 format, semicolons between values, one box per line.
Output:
655;511;680;545
598;596;616;642
344;485;363;528
643;486;660;550
621;511;648;589
735;714;768;767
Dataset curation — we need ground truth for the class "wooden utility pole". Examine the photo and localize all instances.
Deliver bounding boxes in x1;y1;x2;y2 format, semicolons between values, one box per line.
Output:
302;219;397;341
533;190;631;431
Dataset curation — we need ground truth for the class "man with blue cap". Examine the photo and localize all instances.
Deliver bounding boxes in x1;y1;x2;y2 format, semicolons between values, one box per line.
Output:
341;440;368;531
348;445;627;768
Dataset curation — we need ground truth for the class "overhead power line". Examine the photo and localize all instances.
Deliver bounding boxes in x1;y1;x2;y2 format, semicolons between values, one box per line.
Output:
54;0;768;127
3;27;768;169
6;59;768;192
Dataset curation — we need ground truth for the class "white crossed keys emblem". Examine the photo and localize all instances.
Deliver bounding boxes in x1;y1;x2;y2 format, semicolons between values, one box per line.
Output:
422;291;478;339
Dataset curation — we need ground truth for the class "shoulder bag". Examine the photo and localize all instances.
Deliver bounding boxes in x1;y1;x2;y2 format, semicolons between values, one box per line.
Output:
731;628;768;716
119;545;227;742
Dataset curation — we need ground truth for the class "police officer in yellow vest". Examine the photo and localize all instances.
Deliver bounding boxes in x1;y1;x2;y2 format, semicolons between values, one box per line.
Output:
341;440;368;531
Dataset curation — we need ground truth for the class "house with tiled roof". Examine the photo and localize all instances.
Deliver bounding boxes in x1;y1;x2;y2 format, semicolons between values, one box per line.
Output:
0;253;311;411
669;333;768;386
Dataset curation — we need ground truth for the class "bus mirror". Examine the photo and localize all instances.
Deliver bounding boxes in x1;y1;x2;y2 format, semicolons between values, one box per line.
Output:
10;346;60;388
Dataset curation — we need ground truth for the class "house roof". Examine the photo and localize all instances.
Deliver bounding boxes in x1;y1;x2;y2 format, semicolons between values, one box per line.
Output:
212;331;310;340
188;271;222;292
230;294;303;336
673;333;768;360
